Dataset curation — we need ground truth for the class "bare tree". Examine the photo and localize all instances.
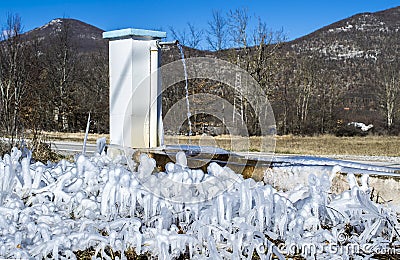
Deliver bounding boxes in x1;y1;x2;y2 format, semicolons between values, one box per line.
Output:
226;12;285;93
170;23;203;49
77;50;109;133
206;10;228;51
296;70;312;131
377;59;400;131
0;13;31;140
187;23;203;49
42;18;79;131
227;8;249;48
169;26;187;46
249;19;285;96
221;10;285;134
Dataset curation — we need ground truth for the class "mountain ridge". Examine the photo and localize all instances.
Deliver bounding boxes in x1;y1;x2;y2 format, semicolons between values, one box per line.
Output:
287;6;400;60
21;6;400;60
22;18;107;53
12;6;400;134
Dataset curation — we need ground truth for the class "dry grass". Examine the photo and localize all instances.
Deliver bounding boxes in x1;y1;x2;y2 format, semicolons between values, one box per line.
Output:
40;131;110;144
165;134;400;157
163;134;268;152
41;132;400;157
275;134;400;157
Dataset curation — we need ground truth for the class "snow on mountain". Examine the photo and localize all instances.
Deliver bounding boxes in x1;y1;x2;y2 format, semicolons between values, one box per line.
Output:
288;6;400;61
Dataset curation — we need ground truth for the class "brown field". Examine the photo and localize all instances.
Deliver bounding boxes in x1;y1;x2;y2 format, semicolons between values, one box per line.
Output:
274;135;400;157
42;132;400;157
40;131;110;143
163;134;400;157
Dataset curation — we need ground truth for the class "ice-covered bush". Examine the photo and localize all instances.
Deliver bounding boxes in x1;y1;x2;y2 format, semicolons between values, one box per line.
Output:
0;144;399;259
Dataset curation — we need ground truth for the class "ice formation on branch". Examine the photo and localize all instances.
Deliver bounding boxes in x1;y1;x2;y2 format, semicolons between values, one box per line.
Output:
0;143;398;259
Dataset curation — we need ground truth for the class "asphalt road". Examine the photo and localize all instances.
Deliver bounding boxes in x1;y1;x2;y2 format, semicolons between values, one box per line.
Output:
49;141;400;170
239;151;400;169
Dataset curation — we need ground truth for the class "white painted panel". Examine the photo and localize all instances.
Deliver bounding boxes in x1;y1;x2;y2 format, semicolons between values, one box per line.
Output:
109;39;133;146
108;36;162;148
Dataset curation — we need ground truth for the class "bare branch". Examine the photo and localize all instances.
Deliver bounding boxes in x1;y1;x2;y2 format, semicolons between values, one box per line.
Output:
186;22;203;49
227;8;249;48
169;26;187;46
206;10;228;51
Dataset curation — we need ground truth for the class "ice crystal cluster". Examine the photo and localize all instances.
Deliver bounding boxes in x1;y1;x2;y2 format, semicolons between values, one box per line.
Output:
0;144;399;259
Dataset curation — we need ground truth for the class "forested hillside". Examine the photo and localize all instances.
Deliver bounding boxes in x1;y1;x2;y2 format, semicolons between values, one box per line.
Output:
0;6;399;138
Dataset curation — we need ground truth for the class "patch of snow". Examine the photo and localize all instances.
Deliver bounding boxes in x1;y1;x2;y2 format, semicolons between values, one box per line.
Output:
35;19;63;31
348;122;374;131
328;23;355;33
337;50;364;59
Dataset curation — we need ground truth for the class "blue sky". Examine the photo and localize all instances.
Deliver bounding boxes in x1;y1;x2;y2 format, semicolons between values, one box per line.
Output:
0;0;399;44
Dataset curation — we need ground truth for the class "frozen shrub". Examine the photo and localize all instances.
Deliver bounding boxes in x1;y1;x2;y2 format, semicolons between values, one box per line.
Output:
0;144;398;259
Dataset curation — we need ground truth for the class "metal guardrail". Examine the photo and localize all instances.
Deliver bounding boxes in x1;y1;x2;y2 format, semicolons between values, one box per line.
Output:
49;141;97;154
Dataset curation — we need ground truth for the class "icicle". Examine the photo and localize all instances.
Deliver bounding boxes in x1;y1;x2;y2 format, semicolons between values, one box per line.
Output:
138;154;156;177
32;166;43;190
207;236;222;260
96;137;107;155
175;151;187;169
360;174;370;192
157;232;171;260
347;173;358;190
216;195;227;227
118;173;131;216
21;157;32;197
101;169;116;217
239;180;251;217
